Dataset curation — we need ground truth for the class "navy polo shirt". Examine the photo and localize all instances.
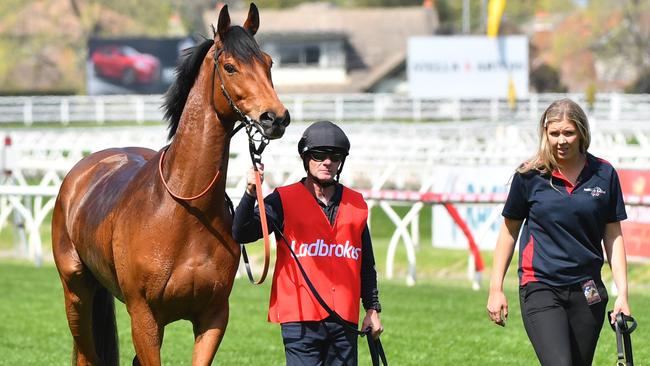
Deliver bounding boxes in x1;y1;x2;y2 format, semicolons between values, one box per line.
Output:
503;153;627;286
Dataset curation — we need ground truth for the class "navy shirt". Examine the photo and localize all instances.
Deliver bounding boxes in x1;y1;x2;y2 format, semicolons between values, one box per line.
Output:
503;153;627;286
232;180;381;312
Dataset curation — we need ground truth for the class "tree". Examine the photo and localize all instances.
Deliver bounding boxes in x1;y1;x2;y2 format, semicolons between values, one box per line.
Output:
625;68;650;93
586;0;650;89
530;63;566;92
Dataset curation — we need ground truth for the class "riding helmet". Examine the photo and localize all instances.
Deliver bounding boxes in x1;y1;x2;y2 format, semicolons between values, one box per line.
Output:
297;120;350;156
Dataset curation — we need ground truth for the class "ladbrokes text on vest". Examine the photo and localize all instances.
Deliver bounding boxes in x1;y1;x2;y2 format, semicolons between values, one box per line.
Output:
290;239;361;260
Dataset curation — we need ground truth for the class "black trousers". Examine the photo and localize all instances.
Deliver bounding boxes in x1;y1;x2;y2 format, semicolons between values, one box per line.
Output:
519;280;608;366
281;317;358;366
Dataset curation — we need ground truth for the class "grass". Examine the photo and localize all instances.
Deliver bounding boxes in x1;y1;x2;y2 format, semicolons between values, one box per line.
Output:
1;204;649;364
1;252;649;365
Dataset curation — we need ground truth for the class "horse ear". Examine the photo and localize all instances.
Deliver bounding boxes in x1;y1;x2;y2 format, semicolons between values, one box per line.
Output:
217;4;231;40
243;3;260;36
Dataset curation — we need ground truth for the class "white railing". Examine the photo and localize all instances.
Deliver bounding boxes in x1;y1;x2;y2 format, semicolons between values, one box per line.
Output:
2;121;650;285
1;93;650;125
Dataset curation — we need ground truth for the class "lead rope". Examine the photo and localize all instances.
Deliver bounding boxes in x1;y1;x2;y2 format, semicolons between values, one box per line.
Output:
271;222;388;366
608;311;637;366
240;127;271;285
240;167;271;284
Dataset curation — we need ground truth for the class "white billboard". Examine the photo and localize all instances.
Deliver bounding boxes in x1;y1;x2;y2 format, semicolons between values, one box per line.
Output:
408;36;529;98
430;166;513;250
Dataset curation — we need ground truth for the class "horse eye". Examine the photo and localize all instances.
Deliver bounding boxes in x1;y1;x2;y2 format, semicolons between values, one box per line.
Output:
224;64;237;74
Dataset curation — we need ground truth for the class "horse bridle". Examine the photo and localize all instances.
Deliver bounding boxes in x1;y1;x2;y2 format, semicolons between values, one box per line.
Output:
213;46;273;284
158;46;271;201
212;48;269;166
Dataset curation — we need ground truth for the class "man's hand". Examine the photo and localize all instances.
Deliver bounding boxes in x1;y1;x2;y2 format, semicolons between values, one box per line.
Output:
246;163;264;196
361;309;383;340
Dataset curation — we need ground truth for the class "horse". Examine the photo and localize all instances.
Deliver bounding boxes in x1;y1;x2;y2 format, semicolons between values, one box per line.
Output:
51;4;289;365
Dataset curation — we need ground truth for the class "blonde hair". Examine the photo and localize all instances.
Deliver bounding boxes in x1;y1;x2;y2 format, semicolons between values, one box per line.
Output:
518;98;590;174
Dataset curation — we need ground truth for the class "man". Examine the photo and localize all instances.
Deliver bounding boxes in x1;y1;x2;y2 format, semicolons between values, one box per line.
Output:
233;120;383;365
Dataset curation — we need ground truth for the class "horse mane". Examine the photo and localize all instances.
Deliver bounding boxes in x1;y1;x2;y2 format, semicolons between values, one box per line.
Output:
163;26;265;140
163;38;215;140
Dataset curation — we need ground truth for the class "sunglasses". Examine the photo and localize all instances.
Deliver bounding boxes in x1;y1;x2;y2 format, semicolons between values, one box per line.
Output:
309;151;344;162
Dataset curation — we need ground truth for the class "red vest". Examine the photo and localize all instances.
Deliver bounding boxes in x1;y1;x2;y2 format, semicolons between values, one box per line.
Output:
269;182;368;324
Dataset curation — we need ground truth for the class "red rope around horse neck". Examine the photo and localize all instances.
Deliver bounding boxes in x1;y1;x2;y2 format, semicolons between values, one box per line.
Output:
158;147;221;201
158;146;271;283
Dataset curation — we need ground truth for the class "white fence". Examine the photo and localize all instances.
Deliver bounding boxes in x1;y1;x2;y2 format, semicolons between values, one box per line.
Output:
2;92;650;125
2;118;650;285
2;90;650;284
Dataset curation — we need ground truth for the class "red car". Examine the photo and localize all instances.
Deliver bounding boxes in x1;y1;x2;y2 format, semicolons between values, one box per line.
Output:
91;45;160;86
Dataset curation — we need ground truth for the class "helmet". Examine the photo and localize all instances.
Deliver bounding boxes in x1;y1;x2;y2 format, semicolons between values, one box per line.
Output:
297;121;350;156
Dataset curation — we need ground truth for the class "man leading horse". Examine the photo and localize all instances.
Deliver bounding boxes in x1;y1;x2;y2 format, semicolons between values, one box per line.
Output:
233;120;384;365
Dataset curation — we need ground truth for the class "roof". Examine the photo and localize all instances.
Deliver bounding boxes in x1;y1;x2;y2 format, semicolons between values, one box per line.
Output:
257;31;347;43
203;3;438;92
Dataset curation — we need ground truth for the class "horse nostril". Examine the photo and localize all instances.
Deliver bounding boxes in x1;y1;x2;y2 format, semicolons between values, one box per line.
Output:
260;111;276;125
281;110;291;127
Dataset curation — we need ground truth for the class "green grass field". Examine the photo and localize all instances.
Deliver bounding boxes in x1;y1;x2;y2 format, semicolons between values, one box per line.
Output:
1;207;649;365
1;251;648;365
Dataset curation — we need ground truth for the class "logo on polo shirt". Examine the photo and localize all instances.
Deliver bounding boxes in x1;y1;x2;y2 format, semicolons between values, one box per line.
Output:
290;239;361;260
584;186;606;197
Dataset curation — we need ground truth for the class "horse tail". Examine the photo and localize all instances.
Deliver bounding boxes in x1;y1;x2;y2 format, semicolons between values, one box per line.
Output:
92;286;119;366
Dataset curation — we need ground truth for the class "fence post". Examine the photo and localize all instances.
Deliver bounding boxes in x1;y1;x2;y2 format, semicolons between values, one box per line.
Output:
610;92;620;122
373;94;384;121
453;98;461;121
135;96;144;124
411;211;420;247
95;97;105;124
293;96;303;123
335;95;344;121
490;97;499;122
60;98;70;126
529;93;537;121
412;97;422;121
1;135;11;175
23;97;33;126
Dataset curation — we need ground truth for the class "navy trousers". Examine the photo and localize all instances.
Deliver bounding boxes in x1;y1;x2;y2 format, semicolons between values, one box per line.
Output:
519;280;608;366
281;317;358;366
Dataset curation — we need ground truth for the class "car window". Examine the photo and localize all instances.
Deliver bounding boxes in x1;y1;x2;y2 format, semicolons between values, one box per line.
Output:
121;47;140;57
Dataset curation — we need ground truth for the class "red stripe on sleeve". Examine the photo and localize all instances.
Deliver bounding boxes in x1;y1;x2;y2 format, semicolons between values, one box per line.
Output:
521;234;537;285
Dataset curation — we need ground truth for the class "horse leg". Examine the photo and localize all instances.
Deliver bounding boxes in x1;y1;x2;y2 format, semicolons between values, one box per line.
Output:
53;241;105;365
59;276;102;365
191;303;230;365
127;301;163;366
53;211;115;365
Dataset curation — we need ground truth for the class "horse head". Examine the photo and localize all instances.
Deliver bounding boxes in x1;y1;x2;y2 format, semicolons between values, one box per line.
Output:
213;3;289;139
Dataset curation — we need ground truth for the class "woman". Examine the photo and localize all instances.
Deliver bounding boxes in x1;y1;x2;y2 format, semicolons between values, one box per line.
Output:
486;98;631;366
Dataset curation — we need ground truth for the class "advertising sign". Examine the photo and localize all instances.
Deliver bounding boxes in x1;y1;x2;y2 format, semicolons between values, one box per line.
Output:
87;37;196;95
431;166;512;250
618;170;650;259
432;167;650;260
407;36;528;98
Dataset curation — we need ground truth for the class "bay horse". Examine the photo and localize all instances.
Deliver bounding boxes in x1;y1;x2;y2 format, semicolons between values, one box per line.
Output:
52;4;289;365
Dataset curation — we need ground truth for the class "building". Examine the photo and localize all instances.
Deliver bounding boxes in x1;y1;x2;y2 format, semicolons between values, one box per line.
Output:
204;2;438;93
